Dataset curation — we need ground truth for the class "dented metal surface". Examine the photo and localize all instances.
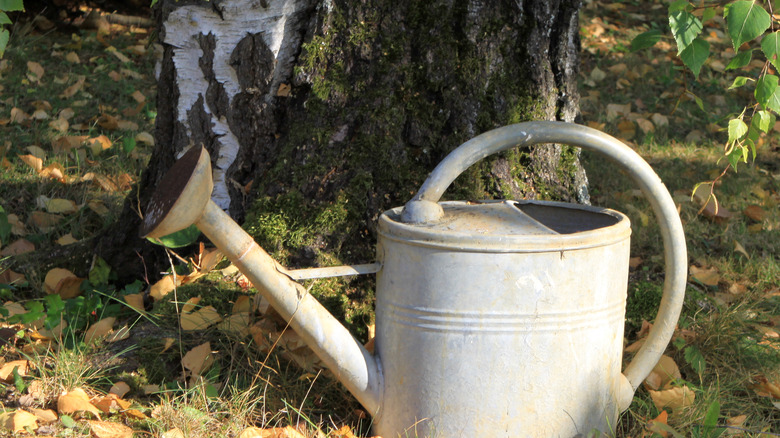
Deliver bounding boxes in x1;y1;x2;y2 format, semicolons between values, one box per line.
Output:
140;122;687;437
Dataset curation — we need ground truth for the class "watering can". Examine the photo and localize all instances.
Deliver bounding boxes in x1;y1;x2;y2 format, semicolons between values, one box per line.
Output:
140;122;687;437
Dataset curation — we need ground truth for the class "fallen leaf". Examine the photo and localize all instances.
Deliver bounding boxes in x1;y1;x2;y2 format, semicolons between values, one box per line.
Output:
181;297;202;314
87;135;112;155
116;120;139;131
109;382;131;398
18;154;43;173
49;118;69;132
87;199;111;216
161;428;185;438
31;211;64;232
106;325;130;343
181;306;222;331
57;388;102;419
149;274;179;301
0;360;29;382
124;293;144;312
647;385;695;411
97;114;119;130
0;410;37;433
60;76;86;98
37;321;66;339
46;198;78;214
0;239;35;256
142;385;160;394
32;109;49;120
750;376;780;398
106;46;131;63
646;410;669;437
744;205;766;221
617;119;636;140
690;265;720;287
277;83;291;97
181;342;213;376
733;240;750;259
629;256;643;268
123;409;147;420
27;61;44;82
161;338;175;353
644;355;682;390
44;268;84;299
10;107;31;124
84;317;116;343
88;420;133;438
65;52;80;63
636;118;655;134
0;269;25;285
56;233;78;245
39;163;66;182
135;131;154;146
217;312;251;337
29;408;57;423
51;135;88;154
92;393;132;414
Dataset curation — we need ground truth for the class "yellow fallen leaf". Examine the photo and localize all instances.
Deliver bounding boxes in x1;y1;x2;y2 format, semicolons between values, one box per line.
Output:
116;120;139;131
161;428;185;438
218;312;251;337
84;317;116;343
109;382;131;398
181;342;213;376
65;52;80;63
51;135;88;154
0;410;38;433
149;274;179;301
142;384;160;394
130;90;146;103
123;409;147;420
646;410;669;437
135;131;154;146
241;426;307;438
10;107;31;124
60;76;85;98
46;198;78;214
27;61;44;81
88;420;134;438
57;388;102;419
39;163;66;182
44;268;83;299
92;393;132;414
647;385;695;411
0;360;29;382
181;296;201;314
49;117;70;132
161;338;175;353
37;321;67;340
29;408;57;423
644;355;681;390
233;295;252;314
56;233;79;245
87;135;112;155
87;199;111;217
18;154;43;173
690;265;720;287
124;293;144;312
106;325;130;343
181;306;222;331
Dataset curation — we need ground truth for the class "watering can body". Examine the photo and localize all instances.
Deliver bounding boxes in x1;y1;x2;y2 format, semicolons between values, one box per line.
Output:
374;200;631;436
140;122;688;438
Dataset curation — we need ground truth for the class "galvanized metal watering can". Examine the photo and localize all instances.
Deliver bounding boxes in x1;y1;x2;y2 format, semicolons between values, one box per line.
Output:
140;122;687;437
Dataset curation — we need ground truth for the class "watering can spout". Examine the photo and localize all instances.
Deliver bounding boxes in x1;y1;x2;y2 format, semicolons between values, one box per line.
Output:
139;146;384;415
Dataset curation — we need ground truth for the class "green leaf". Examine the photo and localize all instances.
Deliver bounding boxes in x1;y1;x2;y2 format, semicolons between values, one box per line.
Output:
0;29;8;58
12;366;26;393
728;118;749;144
44;294;64;329
0;0;23;11
668;0;692;13
684;345;706;375
60;414;77;429
122;137;136;154
761;31;780;71
754;74;780;112
727;146;746;168
724;0;771;50
148;224;201;248
679;37;710;78
702;7;717;23
0;206;10;245
88;256;111;286
150;0;159;6
0;11;10;25
631;29;663;52
753;110;774;132
670;10;703;54
725;49;753;70
697;401;726;438
728;76;753;89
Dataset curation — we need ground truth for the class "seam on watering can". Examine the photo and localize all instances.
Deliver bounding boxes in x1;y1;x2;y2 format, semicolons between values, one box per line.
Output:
384;300;625;333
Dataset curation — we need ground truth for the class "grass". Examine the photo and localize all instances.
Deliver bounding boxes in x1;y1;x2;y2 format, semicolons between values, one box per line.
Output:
0;1;778;437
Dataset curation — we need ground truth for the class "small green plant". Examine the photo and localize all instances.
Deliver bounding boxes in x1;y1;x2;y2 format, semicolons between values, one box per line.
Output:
0;0;23;57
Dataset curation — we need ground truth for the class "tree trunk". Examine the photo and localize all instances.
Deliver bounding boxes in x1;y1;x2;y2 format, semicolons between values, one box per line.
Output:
98;0;588;287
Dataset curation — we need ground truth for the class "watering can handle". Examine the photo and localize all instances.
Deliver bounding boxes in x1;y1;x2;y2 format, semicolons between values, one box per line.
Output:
403;121;687;410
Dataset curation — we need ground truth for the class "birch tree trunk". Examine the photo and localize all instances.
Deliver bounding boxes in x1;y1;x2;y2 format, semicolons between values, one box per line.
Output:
98;0;587;285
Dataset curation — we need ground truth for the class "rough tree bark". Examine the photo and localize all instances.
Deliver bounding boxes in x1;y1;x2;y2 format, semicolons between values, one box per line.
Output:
97;0;588;288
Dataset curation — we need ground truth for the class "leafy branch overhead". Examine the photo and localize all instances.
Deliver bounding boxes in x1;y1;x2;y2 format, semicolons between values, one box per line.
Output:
633;0;780;173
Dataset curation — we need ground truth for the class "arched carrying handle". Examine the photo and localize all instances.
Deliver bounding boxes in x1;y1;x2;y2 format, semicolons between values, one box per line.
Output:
402;121;687;410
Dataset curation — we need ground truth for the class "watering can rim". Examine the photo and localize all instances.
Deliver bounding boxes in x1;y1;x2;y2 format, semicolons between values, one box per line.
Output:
378;199;632;252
